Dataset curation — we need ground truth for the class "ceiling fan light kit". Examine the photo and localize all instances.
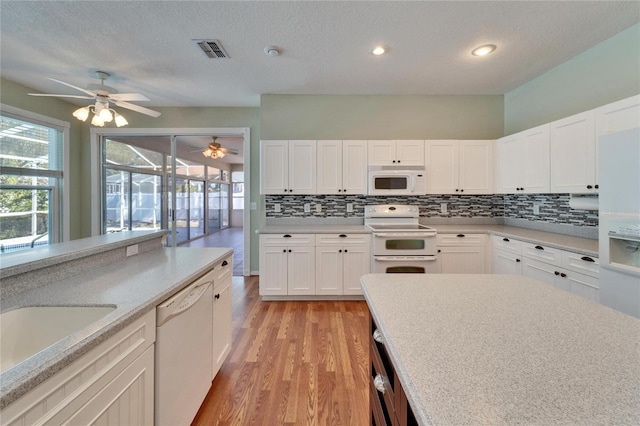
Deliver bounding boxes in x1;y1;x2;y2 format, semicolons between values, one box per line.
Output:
28;70;161;127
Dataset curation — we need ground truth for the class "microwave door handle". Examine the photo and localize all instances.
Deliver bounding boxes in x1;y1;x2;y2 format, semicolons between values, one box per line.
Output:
409;175;414;193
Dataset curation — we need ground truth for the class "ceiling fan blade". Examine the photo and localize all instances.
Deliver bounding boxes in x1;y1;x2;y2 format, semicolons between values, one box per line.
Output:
112;100;161;117
48;78;96;96
109;93;150;102
28;93;95;99
220;148;238;155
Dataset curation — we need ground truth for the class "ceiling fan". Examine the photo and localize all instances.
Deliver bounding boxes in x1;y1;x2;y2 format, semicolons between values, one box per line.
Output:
201;137;238;159
28;71;161;126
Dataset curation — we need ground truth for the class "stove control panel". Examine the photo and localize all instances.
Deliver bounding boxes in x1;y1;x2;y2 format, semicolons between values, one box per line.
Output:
365;204;419;218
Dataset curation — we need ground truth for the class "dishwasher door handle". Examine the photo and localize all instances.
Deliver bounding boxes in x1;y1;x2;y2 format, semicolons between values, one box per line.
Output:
156;281;212;326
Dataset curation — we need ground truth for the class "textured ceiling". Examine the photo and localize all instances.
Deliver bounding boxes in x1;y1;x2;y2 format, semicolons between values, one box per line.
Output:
1;1;639;109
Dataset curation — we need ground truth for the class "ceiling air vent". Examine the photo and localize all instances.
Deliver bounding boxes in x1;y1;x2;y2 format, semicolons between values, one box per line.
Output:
193;39;229;59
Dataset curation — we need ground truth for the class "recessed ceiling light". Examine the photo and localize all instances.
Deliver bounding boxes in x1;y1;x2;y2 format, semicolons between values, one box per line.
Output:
471;44;496;57
371;46;386;56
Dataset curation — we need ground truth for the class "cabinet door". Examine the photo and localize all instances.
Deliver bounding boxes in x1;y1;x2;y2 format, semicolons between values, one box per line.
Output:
54;346;155;426
558;270;599;302
459;140;493;194
550;110;596;193
260;140;288;194
342;245;370;295
495;134;522;193
316;246;343;295
439;246;486;273
521;257;556;286
259;244;288;296
595;94;640;136
316;140;342;194
342;140;368;194
212;278;232;377
288;140;316;194
396;140;425;166
288;246;316;295
368;140;396;166
425;140;458;194
522;124;550;193
493;250;522;275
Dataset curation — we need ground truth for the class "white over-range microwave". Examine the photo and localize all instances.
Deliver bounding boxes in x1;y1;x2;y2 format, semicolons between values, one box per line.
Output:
368;167;427;196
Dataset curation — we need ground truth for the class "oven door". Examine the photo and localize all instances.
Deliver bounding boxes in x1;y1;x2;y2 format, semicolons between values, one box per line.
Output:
373;256;438;273
372;233;437;256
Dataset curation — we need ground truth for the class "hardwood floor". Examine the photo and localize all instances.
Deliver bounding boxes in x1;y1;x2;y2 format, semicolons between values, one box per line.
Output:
192;276;370;425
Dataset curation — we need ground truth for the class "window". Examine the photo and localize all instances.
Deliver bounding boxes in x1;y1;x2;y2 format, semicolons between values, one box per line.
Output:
0;110;66;253
232;170;244;210
103;139;163;233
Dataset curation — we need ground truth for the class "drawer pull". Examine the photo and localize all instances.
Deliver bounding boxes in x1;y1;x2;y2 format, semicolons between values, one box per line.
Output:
581;256;595;262
222;260;228;266
339;234;347;238
283;234;292;238
515;258;521;263
374;375;386;394
560;273;567;278
534;245;544;250
372;329;384;344
457;234;465;237
502;238;510;242
554;271;560;275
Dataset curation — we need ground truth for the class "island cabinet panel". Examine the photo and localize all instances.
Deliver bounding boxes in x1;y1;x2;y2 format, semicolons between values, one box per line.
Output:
369;314;417;426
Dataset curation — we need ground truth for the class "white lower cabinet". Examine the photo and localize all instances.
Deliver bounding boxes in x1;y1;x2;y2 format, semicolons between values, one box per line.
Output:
260;233;371;297
491;236;600;303
315;234;371;295
259;234;316;296
212;255;233;378
437;234;487;274
2;310;156;426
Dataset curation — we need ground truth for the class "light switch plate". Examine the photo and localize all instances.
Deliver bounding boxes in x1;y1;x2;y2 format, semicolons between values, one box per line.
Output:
346;203;354;213
274;203;281;213
315;203;322;213
441;203;447;214
126;244;138;257
533;203;540;215
304;203;311;213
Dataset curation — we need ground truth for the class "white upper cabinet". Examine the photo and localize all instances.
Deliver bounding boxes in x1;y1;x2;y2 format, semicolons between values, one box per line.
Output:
426;140;493;194
260;140;316;194
368;140;424;166
317;140;367;194
595;94;640;136
495;124;550;194
550;110;597;193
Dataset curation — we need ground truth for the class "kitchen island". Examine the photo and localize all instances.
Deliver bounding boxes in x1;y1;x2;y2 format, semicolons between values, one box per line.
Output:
361;273;640;425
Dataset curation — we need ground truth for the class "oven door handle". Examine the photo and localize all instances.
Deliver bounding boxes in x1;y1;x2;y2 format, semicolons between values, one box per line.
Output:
374;256;437;262
373;232;436;238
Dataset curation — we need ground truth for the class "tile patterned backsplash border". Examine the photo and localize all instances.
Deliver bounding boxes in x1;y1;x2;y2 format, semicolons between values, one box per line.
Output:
265;193;598;227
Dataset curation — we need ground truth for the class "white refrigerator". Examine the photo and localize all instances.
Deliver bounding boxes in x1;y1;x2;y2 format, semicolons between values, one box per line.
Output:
598;127;640;318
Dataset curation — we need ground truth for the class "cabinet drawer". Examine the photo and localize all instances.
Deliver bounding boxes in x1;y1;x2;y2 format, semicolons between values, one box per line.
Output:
437;233;486;246
562;251;599;278
491;235;522;255
214;255;233;287
316;233;371;246
522;242;561;266
260;234;315;246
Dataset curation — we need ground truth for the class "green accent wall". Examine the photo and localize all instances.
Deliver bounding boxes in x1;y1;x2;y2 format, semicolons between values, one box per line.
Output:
504;23;640;135
261;94;504;140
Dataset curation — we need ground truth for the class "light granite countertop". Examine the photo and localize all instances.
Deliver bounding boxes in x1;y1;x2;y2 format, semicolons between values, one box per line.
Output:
0;246;232;409
258;224;371;234
361;273;640;426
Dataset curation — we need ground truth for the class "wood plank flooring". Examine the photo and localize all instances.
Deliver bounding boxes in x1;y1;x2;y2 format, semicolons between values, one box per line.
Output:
192;276;370;425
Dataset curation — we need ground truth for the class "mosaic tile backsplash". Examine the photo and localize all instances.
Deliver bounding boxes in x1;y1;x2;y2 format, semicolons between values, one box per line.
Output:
265;194;598;227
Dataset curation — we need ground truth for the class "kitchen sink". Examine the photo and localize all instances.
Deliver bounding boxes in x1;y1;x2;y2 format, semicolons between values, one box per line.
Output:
0;306;116;373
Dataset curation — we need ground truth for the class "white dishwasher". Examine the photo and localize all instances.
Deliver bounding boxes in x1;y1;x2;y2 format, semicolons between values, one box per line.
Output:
155;269;214;426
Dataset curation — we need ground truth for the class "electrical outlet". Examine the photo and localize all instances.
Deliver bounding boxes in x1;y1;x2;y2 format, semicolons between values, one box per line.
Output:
346;203;354;213
315;203;322;213
250;202;257;210
126;244;138;257
274;203;281;213
304;203;311;213
441;203;447;214
533;203;540;215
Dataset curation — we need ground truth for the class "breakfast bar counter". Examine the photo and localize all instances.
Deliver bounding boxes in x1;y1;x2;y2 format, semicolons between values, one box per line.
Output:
360;273;640;425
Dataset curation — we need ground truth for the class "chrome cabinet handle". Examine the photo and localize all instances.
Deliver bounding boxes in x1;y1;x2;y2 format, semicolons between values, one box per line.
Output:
374;375;386;394
372;329;384;344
